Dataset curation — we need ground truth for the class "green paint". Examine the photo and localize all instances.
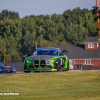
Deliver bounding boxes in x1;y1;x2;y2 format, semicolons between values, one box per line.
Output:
48;56;60;68
25;57;32;68
48;61;55;69
64;55;68;68
33;60;39;69
24;55;68;71
48;56;59;60
40;60;46;69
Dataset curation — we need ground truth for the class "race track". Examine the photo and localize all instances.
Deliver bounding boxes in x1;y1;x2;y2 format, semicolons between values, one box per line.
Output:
0;71;55;75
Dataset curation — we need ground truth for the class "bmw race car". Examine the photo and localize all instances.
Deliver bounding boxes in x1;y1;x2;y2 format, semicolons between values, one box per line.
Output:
0;62;16;73
24;47;69;72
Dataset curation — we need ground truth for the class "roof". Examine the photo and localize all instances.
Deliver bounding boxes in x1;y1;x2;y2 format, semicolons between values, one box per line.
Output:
36;47;58;51
51;45;100;59
0;62;4;64
84;37;99;43
37;47;58;49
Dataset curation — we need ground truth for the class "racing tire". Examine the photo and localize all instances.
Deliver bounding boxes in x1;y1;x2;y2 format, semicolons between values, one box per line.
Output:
57;65;61;72
24;65;31;73
66;66;69;71
66;61;69;71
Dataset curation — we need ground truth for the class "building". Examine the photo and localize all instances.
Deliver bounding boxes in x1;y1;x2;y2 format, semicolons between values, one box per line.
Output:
51;37;100;70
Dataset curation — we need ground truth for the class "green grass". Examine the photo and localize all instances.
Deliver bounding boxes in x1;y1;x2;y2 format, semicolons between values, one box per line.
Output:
0;71;100;100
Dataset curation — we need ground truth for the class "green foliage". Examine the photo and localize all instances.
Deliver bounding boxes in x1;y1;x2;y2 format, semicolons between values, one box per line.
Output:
0;8;98;62
0;10;19;20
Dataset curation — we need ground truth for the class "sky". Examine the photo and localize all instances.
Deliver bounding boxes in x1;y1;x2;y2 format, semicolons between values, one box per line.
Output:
0;0;100;18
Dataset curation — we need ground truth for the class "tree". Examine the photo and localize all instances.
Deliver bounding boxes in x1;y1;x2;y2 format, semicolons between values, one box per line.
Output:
0;10;19;20
0;8;98;62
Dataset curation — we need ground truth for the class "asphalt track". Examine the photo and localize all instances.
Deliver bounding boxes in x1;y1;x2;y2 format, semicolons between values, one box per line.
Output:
0;62;25;75
0;71;56;76
0;72;29;76
0;72;33;76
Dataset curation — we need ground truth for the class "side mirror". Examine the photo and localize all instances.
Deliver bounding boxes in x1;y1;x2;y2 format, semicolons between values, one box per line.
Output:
62;49;68;53
27;53;32;57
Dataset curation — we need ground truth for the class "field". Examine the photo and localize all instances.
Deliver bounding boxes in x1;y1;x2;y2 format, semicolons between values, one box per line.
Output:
0;71;100;100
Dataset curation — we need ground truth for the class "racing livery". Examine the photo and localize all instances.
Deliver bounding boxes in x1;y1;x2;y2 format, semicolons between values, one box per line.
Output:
24;47;69;72
0;62;16;73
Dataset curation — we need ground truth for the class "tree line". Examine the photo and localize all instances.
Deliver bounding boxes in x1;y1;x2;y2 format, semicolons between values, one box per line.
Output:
0;8;98;62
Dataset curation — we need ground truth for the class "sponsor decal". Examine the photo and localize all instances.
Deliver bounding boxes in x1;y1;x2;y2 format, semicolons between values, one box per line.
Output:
0;92;19;95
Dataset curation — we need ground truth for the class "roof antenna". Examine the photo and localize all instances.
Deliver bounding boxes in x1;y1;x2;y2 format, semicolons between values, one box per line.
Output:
96;0;100;46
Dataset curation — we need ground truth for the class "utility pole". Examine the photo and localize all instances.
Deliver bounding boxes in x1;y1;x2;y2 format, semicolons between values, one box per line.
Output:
36;44;37;50
96;0;100;45
4;54;5;63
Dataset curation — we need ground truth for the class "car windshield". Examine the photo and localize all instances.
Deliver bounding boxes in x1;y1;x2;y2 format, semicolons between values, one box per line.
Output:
34;48;58;55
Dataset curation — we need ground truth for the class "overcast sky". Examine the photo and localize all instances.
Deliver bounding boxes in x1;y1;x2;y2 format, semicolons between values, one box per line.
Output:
0;0;100;18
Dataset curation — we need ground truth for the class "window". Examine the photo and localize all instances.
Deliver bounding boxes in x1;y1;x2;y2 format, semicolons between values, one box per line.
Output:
69;60;74;65
97;43;98;48
88;43;94;48
85;60;90;64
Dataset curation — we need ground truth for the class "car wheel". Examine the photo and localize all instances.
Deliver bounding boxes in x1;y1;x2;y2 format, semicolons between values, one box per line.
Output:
66;61;69;71
24;65;31;73
66;66;69;71
57;65;61;72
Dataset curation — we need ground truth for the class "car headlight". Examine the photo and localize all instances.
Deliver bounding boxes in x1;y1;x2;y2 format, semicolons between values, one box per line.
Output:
48;59;56;62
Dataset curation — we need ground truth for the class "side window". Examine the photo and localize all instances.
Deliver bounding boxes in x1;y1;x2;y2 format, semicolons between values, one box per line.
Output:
69;60;74;65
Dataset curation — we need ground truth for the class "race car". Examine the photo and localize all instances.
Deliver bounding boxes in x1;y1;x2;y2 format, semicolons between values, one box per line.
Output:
24;47;69;72
0;62;16;73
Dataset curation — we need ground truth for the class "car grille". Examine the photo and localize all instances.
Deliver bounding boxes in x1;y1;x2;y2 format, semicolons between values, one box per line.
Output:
33;60;39;68
40;60;46;68
33;60;46;69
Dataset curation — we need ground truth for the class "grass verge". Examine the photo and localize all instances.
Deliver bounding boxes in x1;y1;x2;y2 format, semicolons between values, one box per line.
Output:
0;70;100;100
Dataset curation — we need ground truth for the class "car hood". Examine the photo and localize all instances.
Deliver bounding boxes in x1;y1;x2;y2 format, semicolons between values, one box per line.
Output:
29;55;57;61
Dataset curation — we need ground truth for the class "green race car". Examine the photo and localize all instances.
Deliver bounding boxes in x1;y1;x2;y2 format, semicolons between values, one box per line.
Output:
24;47;69;72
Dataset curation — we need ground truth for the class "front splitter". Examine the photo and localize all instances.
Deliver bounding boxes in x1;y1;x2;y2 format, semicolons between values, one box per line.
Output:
24;68;57;71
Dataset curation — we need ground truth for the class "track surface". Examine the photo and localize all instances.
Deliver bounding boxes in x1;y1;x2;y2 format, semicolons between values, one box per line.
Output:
0;71;56;76
0;72;30;76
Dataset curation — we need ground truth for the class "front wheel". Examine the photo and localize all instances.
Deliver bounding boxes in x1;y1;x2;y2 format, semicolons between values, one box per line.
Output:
57;65;61;72
24;65;31;73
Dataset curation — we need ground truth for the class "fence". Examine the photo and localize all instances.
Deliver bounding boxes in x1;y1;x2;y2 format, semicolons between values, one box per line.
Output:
69;63;100;70
6;62;24;72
